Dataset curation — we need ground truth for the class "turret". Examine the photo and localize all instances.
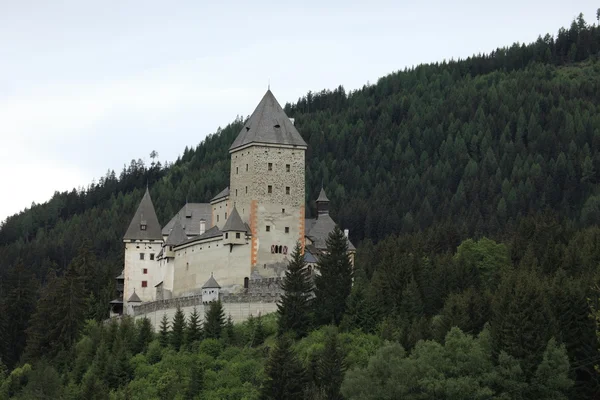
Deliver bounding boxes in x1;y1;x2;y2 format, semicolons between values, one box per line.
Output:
222;206;247;246
202;273;221;304
126;289;142;315
316;186;330;218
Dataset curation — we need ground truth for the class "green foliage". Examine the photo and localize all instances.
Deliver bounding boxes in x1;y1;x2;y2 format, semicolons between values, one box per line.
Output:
171;306;186;351
277;242;313;338
185;307;202;346
314;226;353;325
134;317;154;354
159;314;170;347
204;300;225;340
262;334;306;400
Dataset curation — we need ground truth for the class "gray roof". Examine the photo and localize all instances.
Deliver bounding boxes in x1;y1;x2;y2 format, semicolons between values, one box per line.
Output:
304;251;318;264
162;203;212;236
178;225;223;246
222;206;247;232
128;291;142;302
115;271;124;280
211;187;230;202
316;187;330;203
165;219;188;246
202;273;221;289
124;188;163;240
230;90;307;151
305;215;356;251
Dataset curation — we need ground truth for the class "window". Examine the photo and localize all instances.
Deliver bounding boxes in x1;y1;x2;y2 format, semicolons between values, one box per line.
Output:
286;186;290;195
244;277;249;289
246;164;248;171
266;225;271;232
236;232;241;239
141;281;147;288
268;163;273;171
217;215;220;222
150;253;155;260
282;208;285;213
140;224;147;230
236;167;239;174
245;186;248;194
143;268;148;274
225;233;229;239
225;212;228;219
140;253;145;260
285;227;289;233
268;185;272;193
286;164;290;172
236;189;238;196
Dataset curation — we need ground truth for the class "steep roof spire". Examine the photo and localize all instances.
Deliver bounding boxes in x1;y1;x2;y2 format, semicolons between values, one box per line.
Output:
316;185;330;217
222;206;247;232
229;90;307;151
128;289;141;303
202;273;221;289
123;187;162;240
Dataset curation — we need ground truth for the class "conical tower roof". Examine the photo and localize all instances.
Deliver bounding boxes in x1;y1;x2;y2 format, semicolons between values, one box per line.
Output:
128;290;142;303
124;188;162;240
316;187;330;203
230;90;307;151
222;206;247;232
165;218;187;246
202;273;221;289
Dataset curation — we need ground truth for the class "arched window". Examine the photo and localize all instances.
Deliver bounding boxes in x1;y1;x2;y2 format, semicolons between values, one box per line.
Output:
244;277;249;289
278;245;282;254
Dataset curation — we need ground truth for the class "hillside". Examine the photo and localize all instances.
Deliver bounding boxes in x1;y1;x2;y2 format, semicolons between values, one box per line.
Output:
1;12;600;399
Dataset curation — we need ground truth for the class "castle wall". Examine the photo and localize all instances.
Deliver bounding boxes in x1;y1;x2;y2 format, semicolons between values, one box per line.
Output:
229;145;305;276
123;239;163;308
210;197;229;229
171;236;252;297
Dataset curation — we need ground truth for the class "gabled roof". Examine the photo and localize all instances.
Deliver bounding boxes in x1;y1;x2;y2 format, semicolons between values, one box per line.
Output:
222;206;246;232
165;219;187;246
316;187;330;203
128;290;142;303
211;187;230;203
202;273;221;289
305;215;356;251
124;188;163;240
178;225;223;246
230;90;307;151
162;203;211;236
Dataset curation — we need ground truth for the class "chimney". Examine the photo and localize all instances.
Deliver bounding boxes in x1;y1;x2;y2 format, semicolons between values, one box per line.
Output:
344;229;349;238
200;219;206;235
289;117;295;126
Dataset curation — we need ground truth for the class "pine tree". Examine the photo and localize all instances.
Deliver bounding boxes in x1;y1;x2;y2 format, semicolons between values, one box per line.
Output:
186;361;204;400
277;242;313;338
224;315;236;345
204;300;225;339
135;317;153;354
159;314;170;347
314;226;353;325
186;307;202;346
171;306;186;351
262;334;306;400
315;331;346;400
252;314;266;347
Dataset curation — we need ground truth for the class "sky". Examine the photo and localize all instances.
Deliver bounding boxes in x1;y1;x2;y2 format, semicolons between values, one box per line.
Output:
0;0;598;223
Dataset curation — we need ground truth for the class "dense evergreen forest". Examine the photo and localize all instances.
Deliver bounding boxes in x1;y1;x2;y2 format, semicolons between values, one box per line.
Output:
1;11;600;399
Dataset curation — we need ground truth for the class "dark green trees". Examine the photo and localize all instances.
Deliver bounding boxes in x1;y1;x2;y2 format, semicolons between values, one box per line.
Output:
204;301;225;340
159;314;170;347
171;306;186;351
277;242;313;337
261;335;306;400
314;227;353;325
134;318;153;354
186;307;202;345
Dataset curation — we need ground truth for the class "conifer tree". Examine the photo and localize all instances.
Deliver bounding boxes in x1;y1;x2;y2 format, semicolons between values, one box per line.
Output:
316;331;346;400
186;361;204;400
186;307;202;346
204;300;225;339
314;226;353;325
277;242;313;338
171;306;186;351
252;314;266;347
159;314;170;347
135;317;153;354
224;315;236;345
262;334;306;400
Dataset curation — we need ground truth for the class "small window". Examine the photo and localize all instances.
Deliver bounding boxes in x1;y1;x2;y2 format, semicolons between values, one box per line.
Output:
286;187;290;195
236;232;241;239
236;166;238;174
140;253;145;260
244;277;249;289
225;233;229;239
266;225;271;232
150;253;155;260
246;164;248;171
268;163;273;171
236;189;238;196
245;186;248;194
285;227;289;233
282;208;285;213
225;212;228;219
143;268;148;274
268;185;272;193
286;164;290;172
140;224;147;231
217;215;220;222
141;281;147;288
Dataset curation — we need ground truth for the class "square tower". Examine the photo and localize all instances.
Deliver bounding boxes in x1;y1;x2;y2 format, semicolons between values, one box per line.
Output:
229;90;307;276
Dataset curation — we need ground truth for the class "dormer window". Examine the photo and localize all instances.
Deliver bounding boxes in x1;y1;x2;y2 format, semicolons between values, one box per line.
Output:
140;224;147;231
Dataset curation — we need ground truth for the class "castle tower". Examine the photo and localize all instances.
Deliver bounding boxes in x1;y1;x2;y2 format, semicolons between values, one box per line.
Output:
123;188;163;312
229;90;307;276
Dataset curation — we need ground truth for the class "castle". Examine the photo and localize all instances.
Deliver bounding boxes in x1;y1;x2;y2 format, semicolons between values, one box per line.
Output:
111;90;354;320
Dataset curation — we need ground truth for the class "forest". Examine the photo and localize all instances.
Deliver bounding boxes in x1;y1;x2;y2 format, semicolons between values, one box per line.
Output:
1;10;600;399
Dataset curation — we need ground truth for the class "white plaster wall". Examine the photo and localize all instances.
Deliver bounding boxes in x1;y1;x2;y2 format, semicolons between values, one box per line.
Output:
210;197;230;229
171;237;252;297
133;301;278;331
123;239;163;310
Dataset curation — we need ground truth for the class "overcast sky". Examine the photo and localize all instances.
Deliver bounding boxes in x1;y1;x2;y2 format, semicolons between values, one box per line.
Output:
0;0;598;223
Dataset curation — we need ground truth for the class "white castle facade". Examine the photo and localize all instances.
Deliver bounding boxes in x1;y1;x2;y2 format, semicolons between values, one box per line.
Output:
111;90;354;325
